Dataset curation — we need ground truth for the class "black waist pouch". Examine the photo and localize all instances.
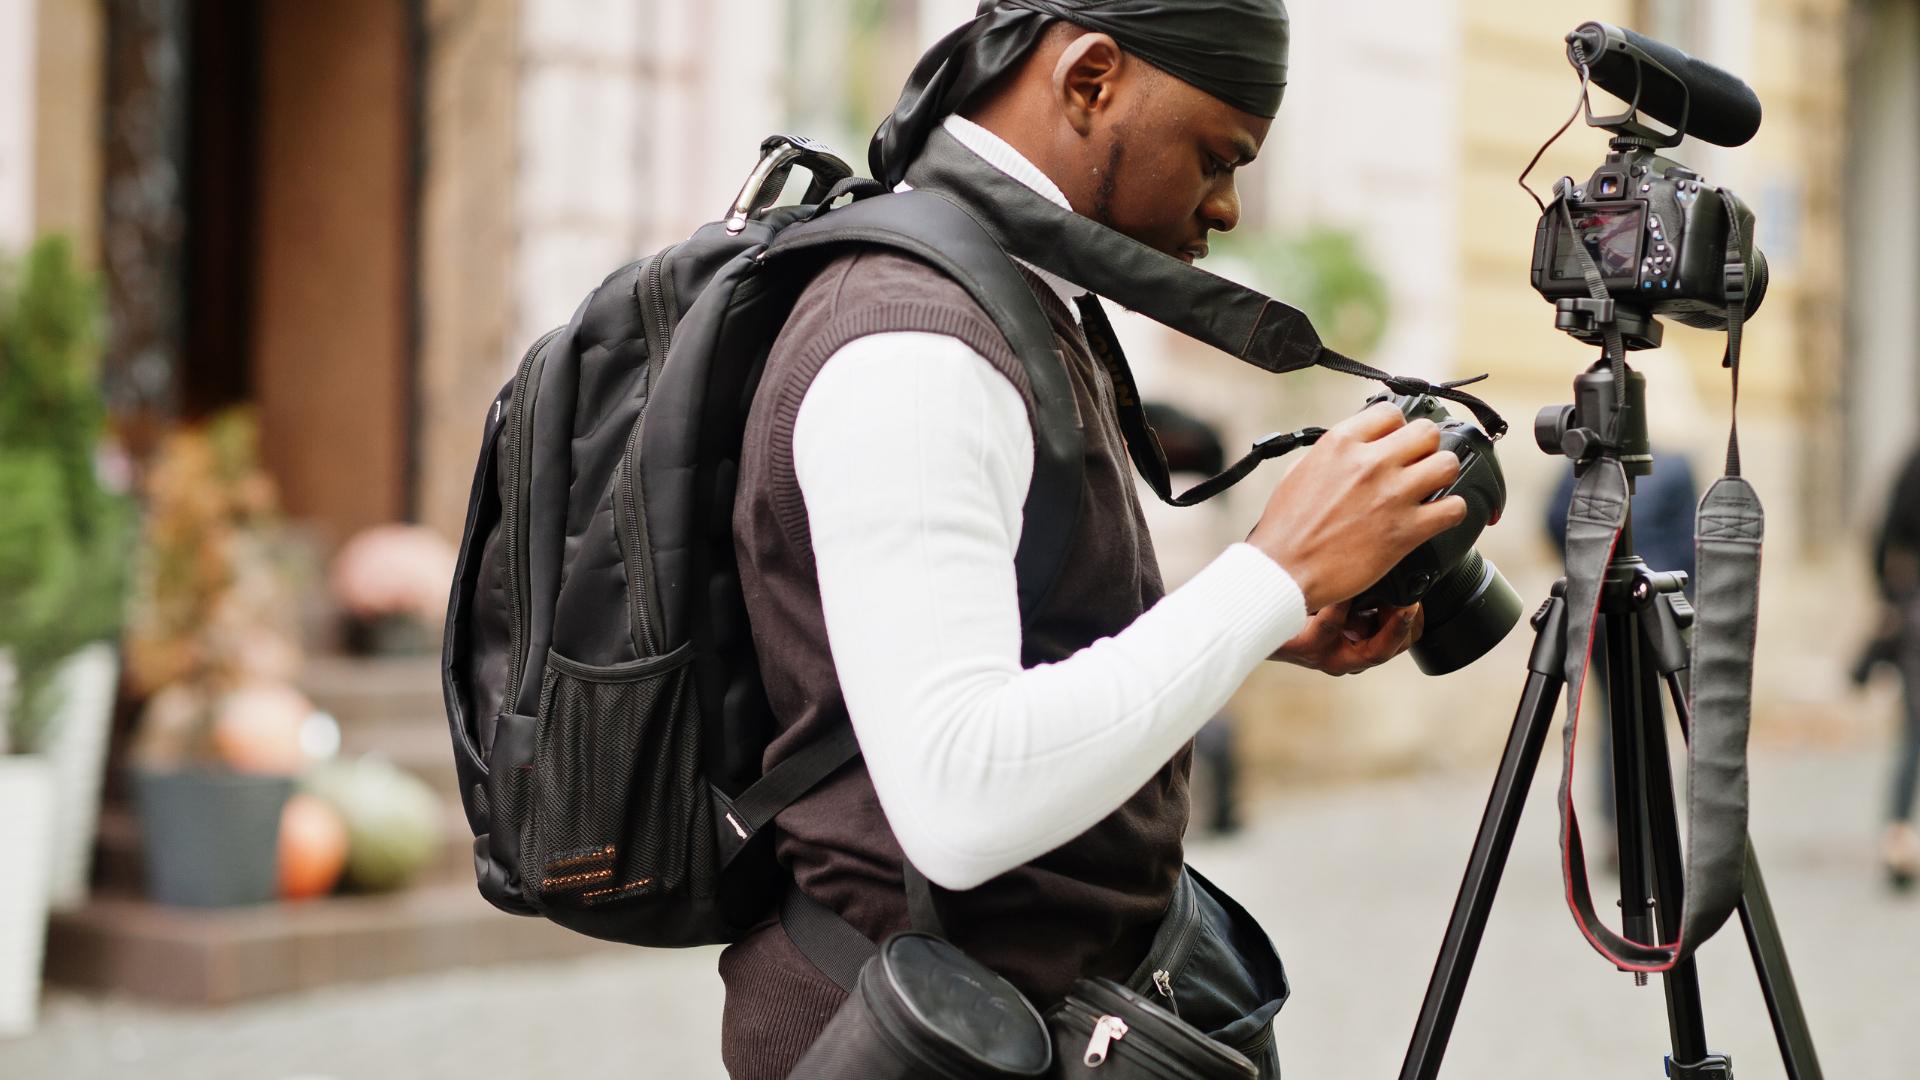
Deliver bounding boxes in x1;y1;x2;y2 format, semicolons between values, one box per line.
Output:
788;932;1054;1080
1049;977;1257;1079
1117;867;1289;1077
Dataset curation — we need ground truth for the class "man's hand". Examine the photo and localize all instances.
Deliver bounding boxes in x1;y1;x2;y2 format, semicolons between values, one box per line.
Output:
1247;402;1466;612
1273;602;1424;676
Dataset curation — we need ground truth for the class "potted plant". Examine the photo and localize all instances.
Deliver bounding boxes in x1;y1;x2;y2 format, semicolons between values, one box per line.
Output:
330;523;456;656
0;237;134;1035
124;409;311;907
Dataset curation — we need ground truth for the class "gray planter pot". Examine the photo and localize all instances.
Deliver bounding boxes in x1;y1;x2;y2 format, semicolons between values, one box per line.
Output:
132;767;293;907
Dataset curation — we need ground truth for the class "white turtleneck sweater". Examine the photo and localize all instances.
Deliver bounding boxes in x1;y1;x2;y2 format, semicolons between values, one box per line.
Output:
792;115;1308;890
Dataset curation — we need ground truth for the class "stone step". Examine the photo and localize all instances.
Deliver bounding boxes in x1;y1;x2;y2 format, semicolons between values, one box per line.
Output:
44;882;623;1004
299;653;443;732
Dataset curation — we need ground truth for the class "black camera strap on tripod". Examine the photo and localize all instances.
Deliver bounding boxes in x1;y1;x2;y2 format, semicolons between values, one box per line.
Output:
1555;193;1764;973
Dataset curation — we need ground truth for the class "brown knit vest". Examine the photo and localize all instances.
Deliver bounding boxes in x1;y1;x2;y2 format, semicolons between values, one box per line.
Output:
721;248;1182;1079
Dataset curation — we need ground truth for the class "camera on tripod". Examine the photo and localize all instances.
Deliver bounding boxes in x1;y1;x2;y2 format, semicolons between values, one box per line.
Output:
1527;22;1770;352
1401;23;1829;1080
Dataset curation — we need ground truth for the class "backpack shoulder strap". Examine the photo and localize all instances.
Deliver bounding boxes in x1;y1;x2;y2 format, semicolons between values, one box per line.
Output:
764;188;1084;621
726;189;1084;843
729;191;1086;989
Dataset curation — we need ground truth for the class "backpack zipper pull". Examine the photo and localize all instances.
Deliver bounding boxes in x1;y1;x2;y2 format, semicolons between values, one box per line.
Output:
1152;968;1177;1013
1084;1015;1129;1067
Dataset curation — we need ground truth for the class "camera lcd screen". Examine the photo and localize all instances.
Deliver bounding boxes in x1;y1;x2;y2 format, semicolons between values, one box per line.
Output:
1550;205;1645;281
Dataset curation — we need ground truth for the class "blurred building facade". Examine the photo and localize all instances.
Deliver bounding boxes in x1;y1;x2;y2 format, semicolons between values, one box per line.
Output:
2;0;1911;772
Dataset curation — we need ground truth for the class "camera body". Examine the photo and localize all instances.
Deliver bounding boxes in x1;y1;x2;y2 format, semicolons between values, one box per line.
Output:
1351;393;1521;675
1530;148;1766;334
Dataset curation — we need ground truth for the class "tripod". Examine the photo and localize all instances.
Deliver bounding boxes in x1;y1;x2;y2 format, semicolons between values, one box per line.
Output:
1398;356;1825;1079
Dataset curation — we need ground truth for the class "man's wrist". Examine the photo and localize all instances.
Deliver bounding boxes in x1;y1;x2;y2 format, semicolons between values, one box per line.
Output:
1249;540;1322;613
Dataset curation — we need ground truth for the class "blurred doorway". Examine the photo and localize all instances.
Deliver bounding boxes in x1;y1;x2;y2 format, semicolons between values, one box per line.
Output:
179;0;418;543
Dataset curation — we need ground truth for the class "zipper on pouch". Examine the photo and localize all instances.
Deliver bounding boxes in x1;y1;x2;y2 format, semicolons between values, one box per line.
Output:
1084;1014;1129;1067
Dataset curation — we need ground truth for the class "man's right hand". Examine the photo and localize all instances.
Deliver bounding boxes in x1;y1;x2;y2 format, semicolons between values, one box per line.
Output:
1247;401;1468;613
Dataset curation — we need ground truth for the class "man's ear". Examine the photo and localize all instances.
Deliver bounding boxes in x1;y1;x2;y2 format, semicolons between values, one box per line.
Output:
1052;32;1125;137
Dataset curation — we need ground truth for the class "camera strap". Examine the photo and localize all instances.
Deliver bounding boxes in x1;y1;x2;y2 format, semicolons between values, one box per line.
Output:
1075;292;1328;506
903;125;1511;445
1554;193;1763;972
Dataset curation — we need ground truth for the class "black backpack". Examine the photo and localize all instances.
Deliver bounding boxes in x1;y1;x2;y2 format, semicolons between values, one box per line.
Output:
439;136;1088;955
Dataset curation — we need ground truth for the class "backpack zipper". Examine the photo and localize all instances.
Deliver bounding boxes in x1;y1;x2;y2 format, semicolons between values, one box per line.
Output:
618;245;678;657
1084;1014;1129;1067
502;327;563;713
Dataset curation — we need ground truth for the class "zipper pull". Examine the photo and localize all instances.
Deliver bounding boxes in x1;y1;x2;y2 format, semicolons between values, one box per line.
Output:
1084;1015;1129;1067
1152;968;1177;1013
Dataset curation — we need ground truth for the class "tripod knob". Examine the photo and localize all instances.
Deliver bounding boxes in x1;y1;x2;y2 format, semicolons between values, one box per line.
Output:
1561;427;1602;462
1534;405;1574;455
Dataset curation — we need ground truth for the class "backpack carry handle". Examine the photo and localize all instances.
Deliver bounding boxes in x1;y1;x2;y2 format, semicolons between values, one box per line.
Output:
725;135;854;234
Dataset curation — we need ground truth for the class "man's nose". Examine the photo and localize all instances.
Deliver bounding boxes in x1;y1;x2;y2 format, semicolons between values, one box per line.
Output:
1203;181;1241;234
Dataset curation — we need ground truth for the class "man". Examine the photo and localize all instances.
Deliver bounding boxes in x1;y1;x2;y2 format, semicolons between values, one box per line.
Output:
1857;443;1920;888
725;3;1466;1075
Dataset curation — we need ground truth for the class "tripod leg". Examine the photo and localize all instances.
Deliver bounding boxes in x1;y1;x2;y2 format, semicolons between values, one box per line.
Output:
1662;671;1827;1080
1400;597;1566;1080
1624;622;1712;1065
1605;614;1664;979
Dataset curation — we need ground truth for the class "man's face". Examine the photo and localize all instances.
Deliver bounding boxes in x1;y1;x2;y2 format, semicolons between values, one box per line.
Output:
1086;68;1273;264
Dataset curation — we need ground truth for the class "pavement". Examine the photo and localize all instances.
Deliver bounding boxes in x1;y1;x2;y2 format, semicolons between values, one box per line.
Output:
3;744;1913;1079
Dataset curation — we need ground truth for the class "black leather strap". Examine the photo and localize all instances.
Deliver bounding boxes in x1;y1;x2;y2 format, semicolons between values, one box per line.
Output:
905;125;1509;438
1076;292;1324;508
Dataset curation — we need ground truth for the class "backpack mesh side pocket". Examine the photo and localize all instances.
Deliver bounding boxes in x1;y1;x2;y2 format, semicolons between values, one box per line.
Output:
520;643;712;910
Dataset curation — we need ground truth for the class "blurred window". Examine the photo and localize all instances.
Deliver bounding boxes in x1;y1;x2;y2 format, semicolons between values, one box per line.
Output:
1636;0;1704;51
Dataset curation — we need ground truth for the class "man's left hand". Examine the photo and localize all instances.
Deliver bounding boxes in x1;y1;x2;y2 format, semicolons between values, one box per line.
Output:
1272;602;1422;676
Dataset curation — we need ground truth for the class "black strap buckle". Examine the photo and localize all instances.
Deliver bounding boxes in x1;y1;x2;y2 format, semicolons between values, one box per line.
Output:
1723;261;1748;305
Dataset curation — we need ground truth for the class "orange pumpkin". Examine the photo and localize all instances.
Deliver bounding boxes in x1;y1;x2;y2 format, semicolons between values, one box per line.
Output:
279;792;349;900
212;683;312;774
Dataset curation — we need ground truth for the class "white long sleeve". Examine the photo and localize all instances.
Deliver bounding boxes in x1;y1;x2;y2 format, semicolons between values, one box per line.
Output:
793;332;1308;890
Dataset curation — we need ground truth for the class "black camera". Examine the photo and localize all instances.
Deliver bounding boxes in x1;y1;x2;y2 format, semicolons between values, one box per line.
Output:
1351;393;1522;675
1531;153;1768;337
1525;22;1770;351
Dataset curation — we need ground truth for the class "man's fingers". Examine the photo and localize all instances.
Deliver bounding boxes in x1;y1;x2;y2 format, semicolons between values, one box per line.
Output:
1334;401;1407;443
1401;450;1462;499
1378;417;1443;463
1412;494;1470;537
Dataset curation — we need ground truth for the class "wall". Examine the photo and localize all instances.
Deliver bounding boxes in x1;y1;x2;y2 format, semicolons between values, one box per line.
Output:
0;0;37;251
417;0;524;542
32;0;103;260
1844;0;1920;519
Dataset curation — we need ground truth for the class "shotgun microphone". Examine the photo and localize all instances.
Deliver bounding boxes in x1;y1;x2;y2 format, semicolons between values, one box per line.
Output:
1567;22;1763;148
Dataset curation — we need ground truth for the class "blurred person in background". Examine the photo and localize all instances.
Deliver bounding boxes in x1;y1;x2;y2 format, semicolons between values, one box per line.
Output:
1137;402;1245;836
724;2;1468;1076
1544;450;1698;858
1850;442;1920;889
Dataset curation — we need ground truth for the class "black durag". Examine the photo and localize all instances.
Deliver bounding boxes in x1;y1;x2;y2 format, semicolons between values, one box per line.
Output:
870;0;1291;187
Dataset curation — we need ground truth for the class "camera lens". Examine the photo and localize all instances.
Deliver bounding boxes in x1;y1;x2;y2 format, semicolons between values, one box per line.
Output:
1409;551;1524;675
